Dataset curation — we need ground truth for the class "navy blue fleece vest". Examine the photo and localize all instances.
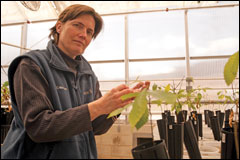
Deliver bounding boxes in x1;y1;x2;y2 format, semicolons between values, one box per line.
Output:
1;41;98;159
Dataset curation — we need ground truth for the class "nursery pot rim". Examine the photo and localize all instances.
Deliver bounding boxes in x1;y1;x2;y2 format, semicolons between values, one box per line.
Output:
132;139;165;153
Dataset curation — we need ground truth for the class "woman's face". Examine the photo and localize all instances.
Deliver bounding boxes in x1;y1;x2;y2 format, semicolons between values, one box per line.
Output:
56;14;95;59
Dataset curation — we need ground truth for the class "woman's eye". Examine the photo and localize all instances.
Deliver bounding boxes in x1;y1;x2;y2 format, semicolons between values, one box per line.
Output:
73;24;79;27
87;31;93;37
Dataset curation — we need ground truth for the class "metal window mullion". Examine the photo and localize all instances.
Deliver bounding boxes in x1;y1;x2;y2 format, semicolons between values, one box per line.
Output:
184;10;191;78
124;15;130;86
124;15;130;123
20;22;28;55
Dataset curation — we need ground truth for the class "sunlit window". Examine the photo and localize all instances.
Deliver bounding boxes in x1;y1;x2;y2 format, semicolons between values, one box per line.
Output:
27;21;56;50
84;15;125;61
128;11;186;59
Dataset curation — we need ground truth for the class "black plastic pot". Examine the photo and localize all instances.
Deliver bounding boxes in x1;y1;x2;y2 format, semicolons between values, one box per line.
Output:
210;116;221;141
131;140;170;159
189;115;199;142
176;110;187;123
1;125;11;144
168;122;184;159
204;110;209;125
190;111;197;117
157;119;168;148
162;110;171;120
184;120;202;159
225;109;231;122
221;125;239;159
216;111;224;129
164;110;171;117
224;109;231;128
197;113;203;138
1;109;14;125
207;110;214;128
167;116;175;125
225;121;231;128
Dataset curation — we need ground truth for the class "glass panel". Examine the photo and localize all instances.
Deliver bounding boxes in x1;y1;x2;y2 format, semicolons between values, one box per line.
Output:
128;11;186;59
99;81;125;91
190;58;235;78
1;45;21;65
192;79;239;89
27;21;56;50
129;60;186;80
1;25;22;46
188;7;239;57
90;62;125;81
1;67;9;85
84;15;125;61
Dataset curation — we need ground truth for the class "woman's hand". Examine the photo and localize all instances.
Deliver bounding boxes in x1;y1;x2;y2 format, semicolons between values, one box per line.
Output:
132;81;150;93
88;84;134;120
88;81;150;121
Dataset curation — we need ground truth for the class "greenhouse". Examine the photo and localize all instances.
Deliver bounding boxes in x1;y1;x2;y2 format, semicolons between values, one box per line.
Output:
1;1;239;159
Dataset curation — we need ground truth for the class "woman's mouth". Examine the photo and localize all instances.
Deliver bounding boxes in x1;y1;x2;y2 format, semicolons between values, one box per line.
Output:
73;40;84;46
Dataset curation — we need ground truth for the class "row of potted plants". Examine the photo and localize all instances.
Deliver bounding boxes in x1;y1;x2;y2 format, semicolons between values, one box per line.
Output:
107;51;239;159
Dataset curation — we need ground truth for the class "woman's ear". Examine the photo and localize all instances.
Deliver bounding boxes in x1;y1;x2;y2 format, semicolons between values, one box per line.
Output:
56;21;62;34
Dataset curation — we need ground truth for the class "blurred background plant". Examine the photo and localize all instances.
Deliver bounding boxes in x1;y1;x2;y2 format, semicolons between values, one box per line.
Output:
223;50;239;159
1;81;11;111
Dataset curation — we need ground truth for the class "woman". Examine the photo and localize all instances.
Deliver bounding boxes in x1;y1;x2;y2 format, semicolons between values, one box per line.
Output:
1;4;149;159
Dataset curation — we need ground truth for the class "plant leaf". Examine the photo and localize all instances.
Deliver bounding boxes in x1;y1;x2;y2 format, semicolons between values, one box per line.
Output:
165;84;171;92
3;81;9;87
224;51;239;86
129;89;148;128
135;107;149;130
148;90;177;104
121;92;139;101
152;84;158;91
107;103;132;119
217;91;222;95
151;100;162;106
218;95;225;100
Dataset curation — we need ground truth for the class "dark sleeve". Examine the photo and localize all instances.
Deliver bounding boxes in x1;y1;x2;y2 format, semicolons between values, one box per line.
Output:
14;58;93;143
91;81;119;135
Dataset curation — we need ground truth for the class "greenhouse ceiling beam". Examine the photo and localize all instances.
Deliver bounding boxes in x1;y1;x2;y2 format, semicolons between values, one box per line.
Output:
87;55;231;64
1;42;31;51
1;3;239;27
0;54;233;68
97;77;239;82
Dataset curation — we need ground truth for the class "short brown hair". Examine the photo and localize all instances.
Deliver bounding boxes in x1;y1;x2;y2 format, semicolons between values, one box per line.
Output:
49;4;103;44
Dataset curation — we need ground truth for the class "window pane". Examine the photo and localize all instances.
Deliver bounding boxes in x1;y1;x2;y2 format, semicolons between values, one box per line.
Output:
1;45;21;65
188;7;239;56
129;60;186;80
1;67;9;85
27;21;56;50
128;11;186;59
190;58;236;78
1;25;22;46
84;15;125;61
90;63;125;81
99;81;125;91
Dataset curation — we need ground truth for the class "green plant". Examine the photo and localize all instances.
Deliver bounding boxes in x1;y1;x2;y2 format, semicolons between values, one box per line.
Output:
224;51;239;86
223;50;239;159
167;78;208;115
217;89;239;112
1;81;11;109
108;83;177;130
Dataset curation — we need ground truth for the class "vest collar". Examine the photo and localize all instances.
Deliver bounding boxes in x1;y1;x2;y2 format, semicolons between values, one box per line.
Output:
47;40;94;75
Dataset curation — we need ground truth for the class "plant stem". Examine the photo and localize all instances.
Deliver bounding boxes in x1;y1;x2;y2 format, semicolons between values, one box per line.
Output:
232;84;239;159
148;95;154;141
233;122;239;159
